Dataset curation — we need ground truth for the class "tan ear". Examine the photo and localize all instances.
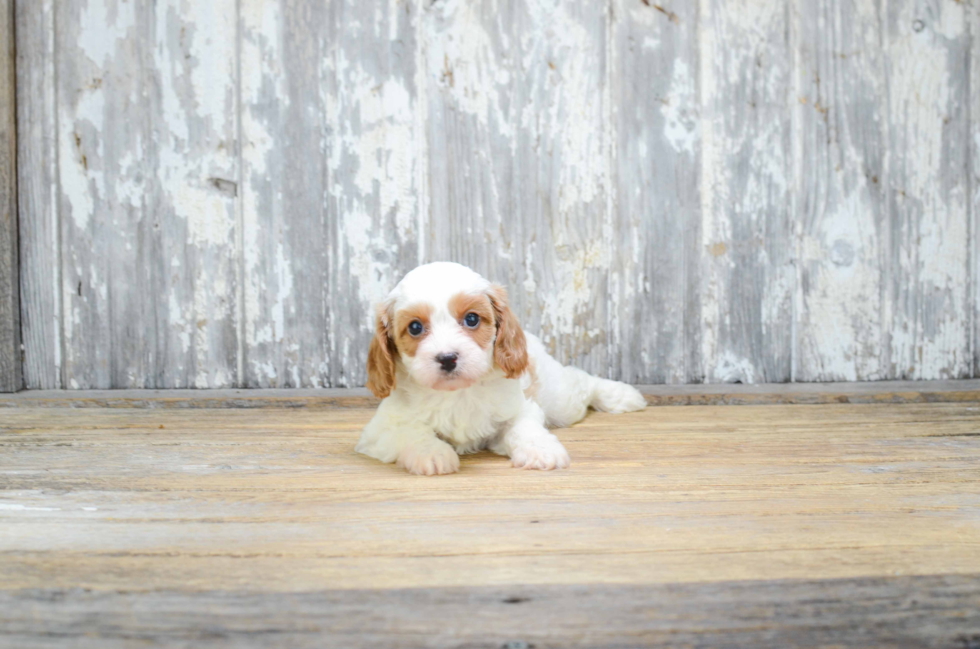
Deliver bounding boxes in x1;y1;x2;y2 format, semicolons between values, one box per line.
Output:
366;302;397;398
488;284;528;379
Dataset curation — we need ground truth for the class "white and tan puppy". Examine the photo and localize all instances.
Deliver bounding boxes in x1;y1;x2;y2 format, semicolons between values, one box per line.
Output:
355;262;647;475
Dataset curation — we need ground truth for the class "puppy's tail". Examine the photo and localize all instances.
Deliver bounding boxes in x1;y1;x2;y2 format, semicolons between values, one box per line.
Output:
589;377;647;414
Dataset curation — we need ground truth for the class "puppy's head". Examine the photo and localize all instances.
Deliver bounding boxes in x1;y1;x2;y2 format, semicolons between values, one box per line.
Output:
366;263;528;398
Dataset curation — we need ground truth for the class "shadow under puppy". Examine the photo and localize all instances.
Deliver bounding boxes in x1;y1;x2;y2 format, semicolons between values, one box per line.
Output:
356;262;647;475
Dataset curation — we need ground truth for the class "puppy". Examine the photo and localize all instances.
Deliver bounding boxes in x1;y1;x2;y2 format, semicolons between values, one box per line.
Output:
355;262;647;475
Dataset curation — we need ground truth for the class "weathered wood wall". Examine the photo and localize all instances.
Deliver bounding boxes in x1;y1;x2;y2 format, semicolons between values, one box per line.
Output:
0;0;17;393
14;0;980;389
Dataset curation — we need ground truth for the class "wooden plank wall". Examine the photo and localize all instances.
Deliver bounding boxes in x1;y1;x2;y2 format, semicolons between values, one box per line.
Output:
14;0;980;390
0;0;17;392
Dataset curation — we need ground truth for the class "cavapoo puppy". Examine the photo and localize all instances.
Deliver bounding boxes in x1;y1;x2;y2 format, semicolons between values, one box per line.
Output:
355;262;647;475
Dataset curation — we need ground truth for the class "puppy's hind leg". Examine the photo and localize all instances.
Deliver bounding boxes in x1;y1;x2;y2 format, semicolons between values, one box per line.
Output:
548;366;647;419
589;376;648;414
525;333;647;427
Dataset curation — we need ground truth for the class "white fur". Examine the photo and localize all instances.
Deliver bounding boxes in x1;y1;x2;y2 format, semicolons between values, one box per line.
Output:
355;262;647;475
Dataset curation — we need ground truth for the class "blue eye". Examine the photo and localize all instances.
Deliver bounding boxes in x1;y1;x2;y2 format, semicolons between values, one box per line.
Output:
464;313;480;328
408;321;424;336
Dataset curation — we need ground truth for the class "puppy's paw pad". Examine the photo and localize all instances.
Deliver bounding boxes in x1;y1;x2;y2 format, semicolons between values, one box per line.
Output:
511;441;571;471
592;380;647;414
397;444;460;476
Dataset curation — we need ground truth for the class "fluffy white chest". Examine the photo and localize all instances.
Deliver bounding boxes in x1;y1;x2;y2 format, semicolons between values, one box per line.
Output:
403;376;526;453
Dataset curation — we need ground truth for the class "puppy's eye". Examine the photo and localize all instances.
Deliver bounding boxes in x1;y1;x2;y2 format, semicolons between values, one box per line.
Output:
463;313;480;328
408;320;424;337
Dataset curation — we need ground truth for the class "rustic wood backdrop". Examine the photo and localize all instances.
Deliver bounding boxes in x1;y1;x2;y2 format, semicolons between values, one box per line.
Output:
13;0;980;389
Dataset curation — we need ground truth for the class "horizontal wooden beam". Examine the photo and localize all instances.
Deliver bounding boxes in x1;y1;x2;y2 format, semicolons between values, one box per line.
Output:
2;575;978;648
2;379;979;409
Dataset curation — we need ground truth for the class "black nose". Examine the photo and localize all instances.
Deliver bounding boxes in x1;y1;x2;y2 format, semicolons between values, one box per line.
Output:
436;352;458;372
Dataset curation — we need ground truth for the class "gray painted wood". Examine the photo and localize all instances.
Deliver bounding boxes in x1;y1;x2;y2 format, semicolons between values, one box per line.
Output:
884;0;971;381
142;1;240;389
1;575;979;648
54;1;240;389
14;0;980;388
425;0;613;377
0;0;17;392
973;2;980;381
611;0;701;384
16;0;59;390
241;0;423;389
55;0;139;389
699;0;794;384
795;0;887;382
240;0;329;389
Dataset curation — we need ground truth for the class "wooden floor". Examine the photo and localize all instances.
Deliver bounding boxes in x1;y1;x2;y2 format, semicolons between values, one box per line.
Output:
2;390;980;647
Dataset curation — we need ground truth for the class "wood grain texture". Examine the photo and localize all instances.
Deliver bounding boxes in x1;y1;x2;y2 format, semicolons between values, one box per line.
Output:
2;403;979;591
241;0;423;389
885;0;971;381
611;0;701;384
971;1;979;381
0;0;17;392
424;0;613;375
15;0;60;390
322;0;424;388
700;0;794;384
13;0;980;388
2;575;979;648
794;0;886;382
54;0;240;389
1;401;979;645
143;1;241;389
239;0;331;389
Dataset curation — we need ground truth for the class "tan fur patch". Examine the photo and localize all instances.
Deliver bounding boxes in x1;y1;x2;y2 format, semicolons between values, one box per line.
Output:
366;301;397;399
523;359;539;399
393;304;433;358
448;292;495;349
487;284;529;378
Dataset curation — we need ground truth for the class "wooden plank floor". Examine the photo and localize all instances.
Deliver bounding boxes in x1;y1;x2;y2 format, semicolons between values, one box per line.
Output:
2;397;980;647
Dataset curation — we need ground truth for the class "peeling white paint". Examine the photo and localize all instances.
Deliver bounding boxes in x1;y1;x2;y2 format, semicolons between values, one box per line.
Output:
801;188;883;381
886;0;969;379
340;212;398;313
26;0;977;389
78;0;133;66
340;73;418;235
526;1;606;216
699;0;793;383
59;97;104;232
661;59;698;154
713;351;757;384
425;0;512;136
539;238;610;349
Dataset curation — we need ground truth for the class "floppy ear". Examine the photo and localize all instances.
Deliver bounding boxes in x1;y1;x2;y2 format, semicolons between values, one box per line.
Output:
366;301;398;399
488;284;528;379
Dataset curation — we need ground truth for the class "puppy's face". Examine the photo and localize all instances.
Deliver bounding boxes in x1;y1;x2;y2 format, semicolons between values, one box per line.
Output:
366;263;528;398
393;292;495;391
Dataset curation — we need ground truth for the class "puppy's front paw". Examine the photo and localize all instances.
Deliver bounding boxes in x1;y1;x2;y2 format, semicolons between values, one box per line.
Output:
510;437;571;471
397;441;460;476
